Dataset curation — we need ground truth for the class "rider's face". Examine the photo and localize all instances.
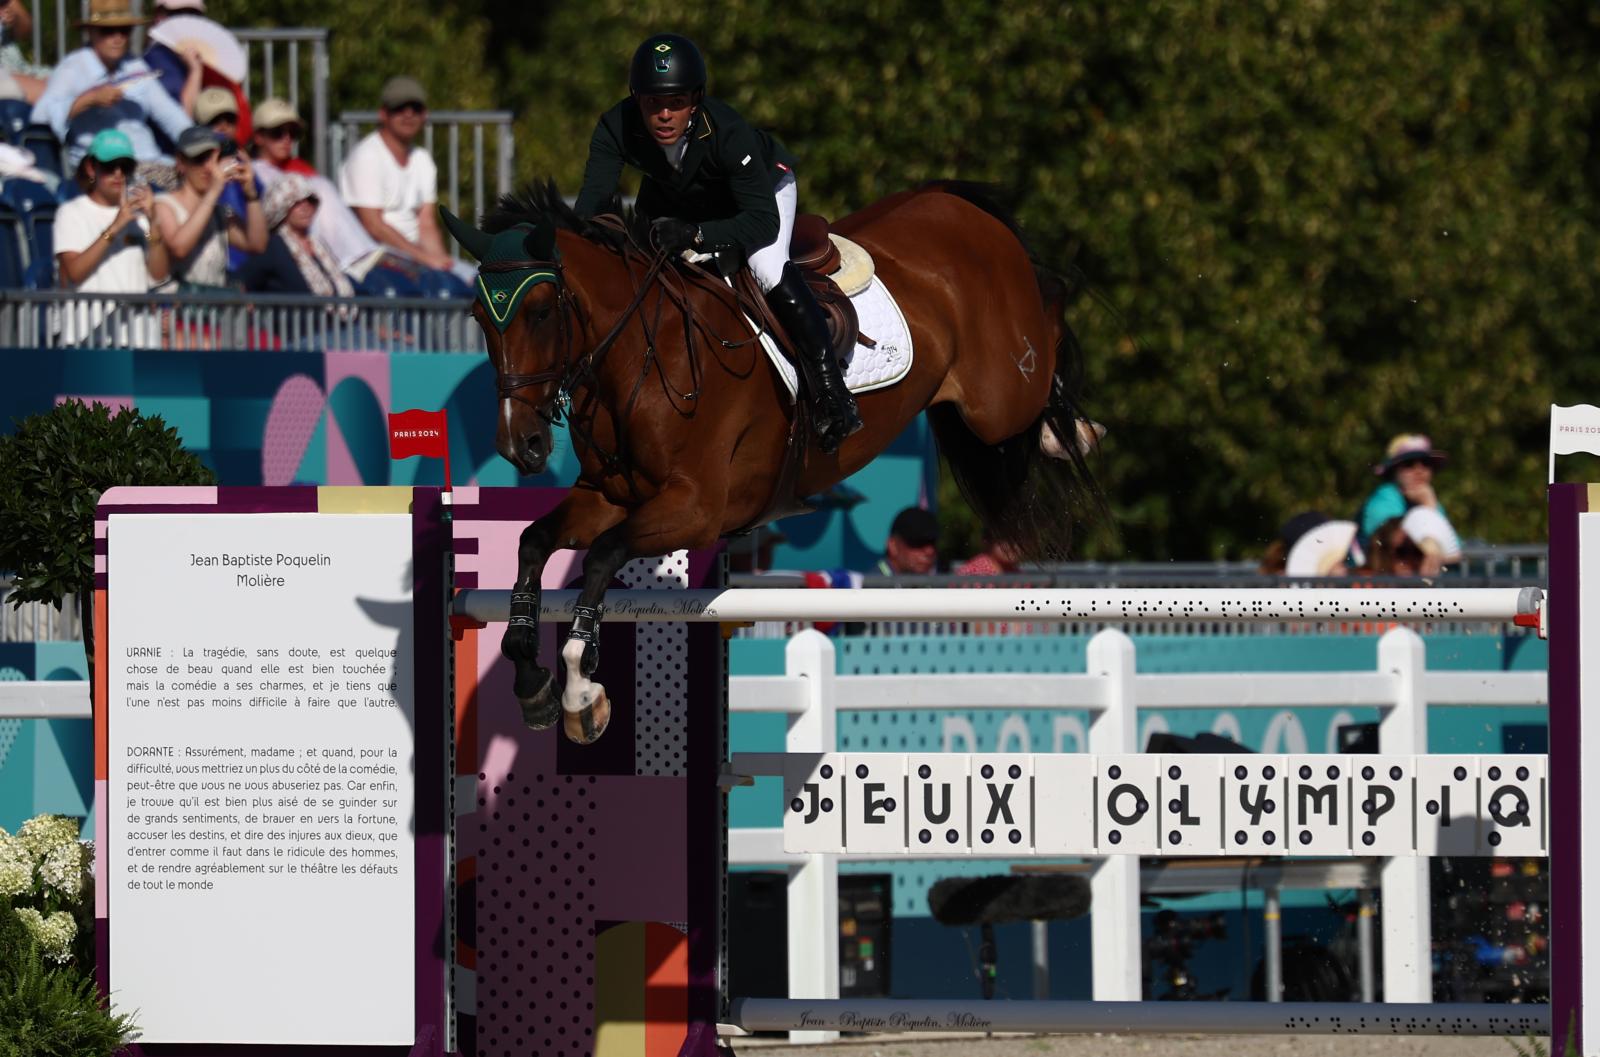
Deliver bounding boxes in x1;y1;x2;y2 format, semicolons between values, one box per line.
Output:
638;92;695;146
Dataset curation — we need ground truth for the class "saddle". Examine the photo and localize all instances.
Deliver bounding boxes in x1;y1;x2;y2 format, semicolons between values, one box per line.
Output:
734;213;876;368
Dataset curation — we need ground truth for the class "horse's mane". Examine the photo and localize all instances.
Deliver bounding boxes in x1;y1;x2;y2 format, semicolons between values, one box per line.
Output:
480;178;646;252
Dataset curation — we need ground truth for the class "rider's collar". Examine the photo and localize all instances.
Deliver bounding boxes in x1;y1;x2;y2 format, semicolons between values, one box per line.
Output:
475;223;560;333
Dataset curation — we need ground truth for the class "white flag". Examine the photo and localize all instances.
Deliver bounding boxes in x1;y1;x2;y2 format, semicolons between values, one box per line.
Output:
1549;403;1600;482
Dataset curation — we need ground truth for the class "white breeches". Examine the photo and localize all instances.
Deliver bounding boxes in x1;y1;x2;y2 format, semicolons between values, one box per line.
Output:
747;170;798;293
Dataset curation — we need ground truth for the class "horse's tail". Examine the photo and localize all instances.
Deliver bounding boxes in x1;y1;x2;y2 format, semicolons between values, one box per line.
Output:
920;181;1106;561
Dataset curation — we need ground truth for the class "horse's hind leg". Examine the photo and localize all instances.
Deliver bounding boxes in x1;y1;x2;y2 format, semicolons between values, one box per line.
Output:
502;488;625;730
558;520;632;745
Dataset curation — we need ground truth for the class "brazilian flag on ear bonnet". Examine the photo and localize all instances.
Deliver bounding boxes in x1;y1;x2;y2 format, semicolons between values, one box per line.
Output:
629;33;707;96
440;206;561;333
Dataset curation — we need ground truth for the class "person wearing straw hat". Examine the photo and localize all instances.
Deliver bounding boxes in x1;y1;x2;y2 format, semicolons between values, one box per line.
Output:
30;0;193;174
1356;433;1456;548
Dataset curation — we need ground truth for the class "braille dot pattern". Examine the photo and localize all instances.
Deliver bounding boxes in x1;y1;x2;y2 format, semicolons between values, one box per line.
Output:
476;772;598;1056
621;552;690;777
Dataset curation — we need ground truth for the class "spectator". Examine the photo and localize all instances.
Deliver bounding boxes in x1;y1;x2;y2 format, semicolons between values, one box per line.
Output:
1361;517;1427;577
196;85;262;272
239;173;354;297
339;75;455;274
877;507;940;576
957;535;1022;577
142;0;208;115
151;125;264;289
1259;509;1331;575
53;128;168;344
31;0;192;177
1358;434;1456;548
1283;520;1358;577
0;1;48;104
251;97;388;276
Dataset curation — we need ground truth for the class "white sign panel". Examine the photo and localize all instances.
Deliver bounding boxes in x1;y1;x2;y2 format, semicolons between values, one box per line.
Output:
109;513;416;1044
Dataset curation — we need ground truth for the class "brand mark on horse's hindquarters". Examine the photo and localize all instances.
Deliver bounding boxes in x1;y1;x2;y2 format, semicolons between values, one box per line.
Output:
1015;338;1037;379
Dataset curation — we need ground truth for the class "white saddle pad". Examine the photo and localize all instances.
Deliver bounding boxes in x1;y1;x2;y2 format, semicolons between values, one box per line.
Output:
752;274;915;401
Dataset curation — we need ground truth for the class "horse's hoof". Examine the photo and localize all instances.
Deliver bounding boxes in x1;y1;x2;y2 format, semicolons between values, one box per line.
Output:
562;686;611;745
517;669;561;731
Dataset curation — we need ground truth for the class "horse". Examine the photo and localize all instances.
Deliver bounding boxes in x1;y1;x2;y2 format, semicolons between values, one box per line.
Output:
441;180;1101;744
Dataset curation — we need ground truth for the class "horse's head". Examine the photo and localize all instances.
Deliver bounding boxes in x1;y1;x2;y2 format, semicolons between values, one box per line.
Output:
442;207;571;476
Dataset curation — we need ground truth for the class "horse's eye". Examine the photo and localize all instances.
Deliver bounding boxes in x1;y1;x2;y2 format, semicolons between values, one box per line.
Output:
535;306;553;323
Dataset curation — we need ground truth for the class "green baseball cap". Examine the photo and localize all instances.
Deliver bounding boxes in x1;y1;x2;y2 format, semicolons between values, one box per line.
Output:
87;128;135;163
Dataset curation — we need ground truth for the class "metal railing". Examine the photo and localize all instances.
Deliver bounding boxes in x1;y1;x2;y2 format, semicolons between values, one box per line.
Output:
0;289;481;353
234;28;331;175
0;582;78;642
330;110;515;244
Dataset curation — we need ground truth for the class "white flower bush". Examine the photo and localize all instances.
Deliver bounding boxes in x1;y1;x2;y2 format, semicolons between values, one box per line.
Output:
1;814;93;965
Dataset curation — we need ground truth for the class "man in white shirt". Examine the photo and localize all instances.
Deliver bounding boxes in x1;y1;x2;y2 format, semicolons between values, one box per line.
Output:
338;76;453;273
54;128;169;346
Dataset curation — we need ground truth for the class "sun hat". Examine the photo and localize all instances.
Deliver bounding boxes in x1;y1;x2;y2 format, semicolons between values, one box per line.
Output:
86;128;135;163
1400;507;1462;561
262;173;318;229
77;0;148;28
380;75;427;110
1285;520;1359;577
253;98;302;133
194;87;236;126
154;0;206;11
1375;434;1447;477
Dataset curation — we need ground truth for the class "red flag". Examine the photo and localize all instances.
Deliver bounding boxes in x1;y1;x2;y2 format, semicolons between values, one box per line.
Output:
388;408;452;490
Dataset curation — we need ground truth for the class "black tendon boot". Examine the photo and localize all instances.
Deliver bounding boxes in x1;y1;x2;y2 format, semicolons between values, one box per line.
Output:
764;262;863;453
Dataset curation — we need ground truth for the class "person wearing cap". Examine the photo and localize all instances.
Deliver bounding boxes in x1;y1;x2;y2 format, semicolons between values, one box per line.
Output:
877;507;941;576
30;0;193;173
53;126;169;345
151;124;264;287
196;85;264;273
338;75;454;274
1356;434;1456;548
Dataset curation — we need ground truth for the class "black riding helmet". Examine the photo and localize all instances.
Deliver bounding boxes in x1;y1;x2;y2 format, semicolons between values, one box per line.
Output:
628;33;707;97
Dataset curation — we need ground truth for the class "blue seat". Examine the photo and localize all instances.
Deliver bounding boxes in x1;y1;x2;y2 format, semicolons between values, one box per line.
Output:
0;207;27;288
19;210;52;288
18;126;61;177
0;99;29;143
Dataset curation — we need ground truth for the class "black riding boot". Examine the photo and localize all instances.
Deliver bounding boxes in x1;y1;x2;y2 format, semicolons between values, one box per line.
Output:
764;262;863;454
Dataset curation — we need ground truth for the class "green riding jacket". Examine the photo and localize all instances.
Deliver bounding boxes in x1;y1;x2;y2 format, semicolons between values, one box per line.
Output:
573;96;799;256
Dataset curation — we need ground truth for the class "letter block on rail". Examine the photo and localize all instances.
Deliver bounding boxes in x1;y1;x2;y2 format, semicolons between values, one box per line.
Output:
1417;755;1480;856
1353;756;1416;854
784;752;846;853
1289;755;1353;856
908;754;971;854
1477;754;1546;856
1158;755;1224;856
1221;755;1288;855
1096;754;1160;854
972;754;1032;852
844;754;907;854
1032;754;1096;855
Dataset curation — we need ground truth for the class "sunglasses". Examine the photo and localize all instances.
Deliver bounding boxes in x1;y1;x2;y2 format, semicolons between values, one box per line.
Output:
259;124;300;140
92;26;133;37
388;102;426;115
96;158;136;175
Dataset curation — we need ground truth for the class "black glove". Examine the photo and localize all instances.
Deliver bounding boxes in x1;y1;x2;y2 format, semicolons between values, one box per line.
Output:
651;217;699;254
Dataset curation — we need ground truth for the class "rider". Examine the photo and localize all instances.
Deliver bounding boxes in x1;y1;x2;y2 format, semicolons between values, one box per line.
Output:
573;32;863;454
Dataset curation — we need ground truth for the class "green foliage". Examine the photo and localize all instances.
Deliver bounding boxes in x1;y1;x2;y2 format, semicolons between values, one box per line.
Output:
0;402;214;607
183;2;1600;555
0;821;137;1057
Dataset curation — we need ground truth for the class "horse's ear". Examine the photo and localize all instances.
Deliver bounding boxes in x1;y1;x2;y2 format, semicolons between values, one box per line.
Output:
439;206;492;262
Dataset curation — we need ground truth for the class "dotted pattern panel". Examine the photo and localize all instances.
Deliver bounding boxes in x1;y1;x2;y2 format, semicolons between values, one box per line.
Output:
620;553;690;777
0;718;19;773
475;770;598;1057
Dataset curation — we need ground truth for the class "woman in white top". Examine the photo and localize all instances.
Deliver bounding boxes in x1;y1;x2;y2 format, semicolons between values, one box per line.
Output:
54;127;169;345
152;125;265;287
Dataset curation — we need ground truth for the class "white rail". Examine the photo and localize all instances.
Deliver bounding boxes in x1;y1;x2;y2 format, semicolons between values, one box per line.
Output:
455;586;1541;624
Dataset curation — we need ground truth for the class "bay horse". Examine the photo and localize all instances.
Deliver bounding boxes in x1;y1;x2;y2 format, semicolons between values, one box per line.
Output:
442;180;1101;744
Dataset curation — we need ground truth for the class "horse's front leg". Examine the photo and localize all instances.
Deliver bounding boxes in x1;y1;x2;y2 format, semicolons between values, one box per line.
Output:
558;519;633;744
502;489;625;730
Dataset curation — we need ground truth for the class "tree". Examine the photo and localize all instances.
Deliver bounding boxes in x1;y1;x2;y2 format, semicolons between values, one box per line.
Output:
0;403;215;690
